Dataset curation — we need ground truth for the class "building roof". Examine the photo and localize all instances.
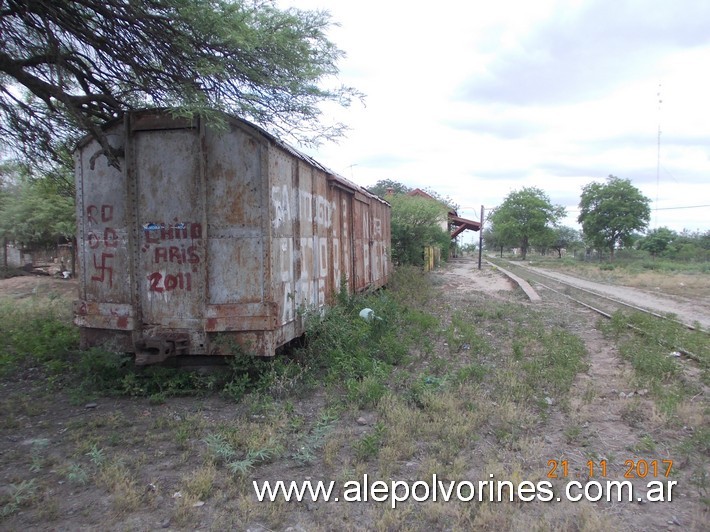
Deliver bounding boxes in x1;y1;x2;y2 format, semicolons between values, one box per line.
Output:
406;188;481;236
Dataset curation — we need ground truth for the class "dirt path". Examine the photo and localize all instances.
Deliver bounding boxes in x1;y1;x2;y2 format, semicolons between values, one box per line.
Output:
445;257;707;530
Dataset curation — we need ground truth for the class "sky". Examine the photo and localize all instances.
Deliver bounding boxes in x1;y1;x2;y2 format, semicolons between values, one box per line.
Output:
279;0;710;242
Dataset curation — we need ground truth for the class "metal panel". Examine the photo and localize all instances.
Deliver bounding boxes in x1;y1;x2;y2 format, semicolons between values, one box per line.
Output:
75;136;130;304
134;128;205;328
205;124;264;305
352;197;371;291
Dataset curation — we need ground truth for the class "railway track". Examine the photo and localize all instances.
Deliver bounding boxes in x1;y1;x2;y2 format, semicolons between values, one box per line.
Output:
487;257;708;364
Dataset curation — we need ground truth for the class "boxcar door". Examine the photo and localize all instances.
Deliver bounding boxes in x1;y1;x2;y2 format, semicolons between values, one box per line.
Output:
132;126;206;334
352;196;371;291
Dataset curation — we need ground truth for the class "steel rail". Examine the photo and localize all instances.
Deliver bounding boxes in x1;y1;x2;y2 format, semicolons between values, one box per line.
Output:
489;259;705;363
515;262;703;333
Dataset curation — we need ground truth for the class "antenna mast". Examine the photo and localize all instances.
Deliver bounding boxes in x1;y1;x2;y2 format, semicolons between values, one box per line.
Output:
656;82;662;227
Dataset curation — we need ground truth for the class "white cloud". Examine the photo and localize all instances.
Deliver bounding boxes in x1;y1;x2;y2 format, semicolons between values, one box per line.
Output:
279;0;710;234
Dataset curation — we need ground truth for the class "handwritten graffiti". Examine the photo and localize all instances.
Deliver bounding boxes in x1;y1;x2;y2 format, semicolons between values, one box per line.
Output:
87;204;113;224
147;272;192;293
86;204;116;287
153;245;200;265
91;252;114;286
271;187;334;230
142;218;202;293
88;227;118;249
143;221;202;244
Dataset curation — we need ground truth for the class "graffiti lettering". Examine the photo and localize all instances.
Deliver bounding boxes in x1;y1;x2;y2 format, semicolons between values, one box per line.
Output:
144;221;202;244
86;204;117;287
142;219;202;295
148;272;192;293
87;204;113;224
153;245;200;265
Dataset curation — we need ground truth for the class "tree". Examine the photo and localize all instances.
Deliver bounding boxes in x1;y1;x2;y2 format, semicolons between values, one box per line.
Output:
549;226;583;258
367;179;411;198
0;167;75;250
389;194;450;266
638;227;677;257
0;0;360;171
578;175;651;259
488;187;565;260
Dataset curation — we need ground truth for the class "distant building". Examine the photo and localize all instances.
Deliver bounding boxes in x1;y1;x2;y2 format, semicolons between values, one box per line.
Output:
406;188;481;238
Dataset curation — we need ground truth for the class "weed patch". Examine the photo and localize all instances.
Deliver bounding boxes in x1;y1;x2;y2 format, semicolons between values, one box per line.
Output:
0;297;78;376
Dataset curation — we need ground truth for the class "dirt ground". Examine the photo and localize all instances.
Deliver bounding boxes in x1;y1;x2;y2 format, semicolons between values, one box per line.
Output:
0;273;78;300
0;261;708;530
438;257;709;530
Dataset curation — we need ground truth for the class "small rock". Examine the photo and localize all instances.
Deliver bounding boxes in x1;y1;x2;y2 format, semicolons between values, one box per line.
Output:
619;392;626;398
544;397;554;406
356;417;368;426
637;389;648;396
161;519;171;529
172;491;182;499
192;500;205;507
669;351;681;358
85;403;98;409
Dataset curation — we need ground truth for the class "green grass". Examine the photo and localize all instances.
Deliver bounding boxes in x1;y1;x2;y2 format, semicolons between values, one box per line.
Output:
3;260;709;530
0;297;78;376
602;310;710;392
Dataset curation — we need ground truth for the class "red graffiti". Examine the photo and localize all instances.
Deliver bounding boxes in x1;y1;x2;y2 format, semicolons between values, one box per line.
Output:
147;272;192;293
91;252;114;287
144;221;202;244
87;204;113;224
88;227;118;249
86;204;117;286
153;245;200;265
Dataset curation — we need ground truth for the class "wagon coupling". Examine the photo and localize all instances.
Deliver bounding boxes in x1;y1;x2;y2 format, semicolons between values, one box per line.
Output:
135;335;189;365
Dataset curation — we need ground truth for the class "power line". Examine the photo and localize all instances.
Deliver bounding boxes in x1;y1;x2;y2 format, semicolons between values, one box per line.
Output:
566;204;710;213
653;204;710;211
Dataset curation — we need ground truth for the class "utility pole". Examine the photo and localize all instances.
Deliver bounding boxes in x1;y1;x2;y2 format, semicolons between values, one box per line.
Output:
478;205;484;270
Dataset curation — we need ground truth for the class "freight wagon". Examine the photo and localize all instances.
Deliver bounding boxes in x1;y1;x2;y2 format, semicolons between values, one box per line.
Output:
74;109;391;364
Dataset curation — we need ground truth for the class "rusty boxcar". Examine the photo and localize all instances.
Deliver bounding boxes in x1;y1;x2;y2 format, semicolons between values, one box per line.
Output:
74;109;391;364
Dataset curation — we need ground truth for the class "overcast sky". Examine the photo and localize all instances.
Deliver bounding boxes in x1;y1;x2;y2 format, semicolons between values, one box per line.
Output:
279;0;710;240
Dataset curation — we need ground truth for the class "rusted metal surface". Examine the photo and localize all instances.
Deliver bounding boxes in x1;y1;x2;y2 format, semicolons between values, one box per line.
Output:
74;109;390;362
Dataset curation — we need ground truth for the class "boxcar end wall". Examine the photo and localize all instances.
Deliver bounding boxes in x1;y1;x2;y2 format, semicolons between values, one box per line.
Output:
74;110;390;364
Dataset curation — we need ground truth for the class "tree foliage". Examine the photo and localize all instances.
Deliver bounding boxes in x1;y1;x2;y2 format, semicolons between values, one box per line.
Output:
483;226;507;257
367;179;411;198
389;194;450;266
0;163;75;248
637;227;677;257
549;226;583;258
578;175;651;259
488;187;565;260
0;0;360;170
